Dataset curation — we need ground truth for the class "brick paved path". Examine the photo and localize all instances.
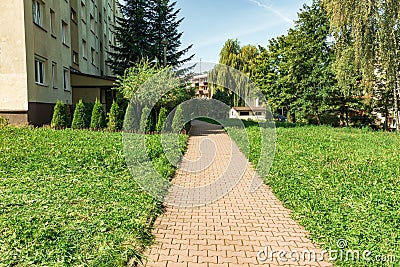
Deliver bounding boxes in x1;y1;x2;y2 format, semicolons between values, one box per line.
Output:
144;120;331;267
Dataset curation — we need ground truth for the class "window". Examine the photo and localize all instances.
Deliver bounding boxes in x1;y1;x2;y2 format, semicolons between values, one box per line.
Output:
50;10;55;35
71;8;77;22
32;0;43;26
63;68;70;91
82;40;87;58
81;2;86;22
240;112;250;116
51;62;57;88
62;21;68;44
90;15;95;33
91;47;96;65
73;51;79;64
35;58;45;85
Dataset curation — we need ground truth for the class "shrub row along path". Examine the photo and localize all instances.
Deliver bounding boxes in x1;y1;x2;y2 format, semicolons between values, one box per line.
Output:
144;120;331;267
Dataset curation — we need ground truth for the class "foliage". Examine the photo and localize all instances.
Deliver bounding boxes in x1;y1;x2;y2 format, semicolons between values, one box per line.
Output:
229;122;400;267
107;0;193;75
212;90;231;106
71;100;87;129
253;0;338;124
139;106;153;133
156;107;167;133
90;99;106;130
323;0;400;131
51;100;70;129
210;39;260;107
171;105;184;133
83;102;94;128
0;115;9;129
0;127;188;266
114;60;180;105
108;101;123;131
123;103;139;132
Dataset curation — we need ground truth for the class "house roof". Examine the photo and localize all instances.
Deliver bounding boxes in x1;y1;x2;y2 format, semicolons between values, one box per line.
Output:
232;107;266;112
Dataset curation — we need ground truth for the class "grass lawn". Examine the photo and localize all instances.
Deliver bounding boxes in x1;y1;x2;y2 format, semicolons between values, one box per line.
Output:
230;122;400;266
0;127;187;266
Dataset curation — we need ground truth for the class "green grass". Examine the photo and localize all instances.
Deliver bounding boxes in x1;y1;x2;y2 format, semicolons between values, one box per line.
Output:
0;127;188;266
230;123;400;266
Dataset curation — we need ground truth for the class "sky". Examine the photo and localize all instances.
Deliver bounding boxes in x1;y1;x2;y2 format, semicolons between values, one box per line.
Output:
118;0;312;71
175;0;312;66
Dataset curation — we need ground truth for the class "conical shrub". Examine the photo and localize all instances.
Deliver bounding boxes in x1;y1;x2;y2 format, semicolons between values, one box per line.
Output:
90;99;106;130
172;105;184;133
71;99;87;129
156;107;167;133
123;103;138;132
51;100;70;129
107;101;123;131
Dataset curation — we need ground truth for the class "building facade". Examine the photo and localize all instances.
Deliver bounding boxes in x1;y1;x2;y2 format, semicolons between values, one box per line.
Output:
191;74;211;99
0;0;121;125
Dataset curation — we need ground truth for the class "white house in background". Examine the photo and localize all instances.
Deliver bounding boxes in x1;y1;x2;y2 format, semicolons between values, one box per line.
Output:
229;107;266;121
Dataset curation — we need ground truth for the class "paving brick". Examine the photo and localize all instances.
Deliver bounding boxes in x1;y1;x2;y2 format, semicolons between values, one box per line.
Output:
143;121;331;267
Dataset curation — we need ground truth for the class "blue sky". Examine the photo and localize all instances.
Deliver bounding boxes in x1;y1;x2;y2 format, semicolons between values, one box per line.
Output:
175;0;312;64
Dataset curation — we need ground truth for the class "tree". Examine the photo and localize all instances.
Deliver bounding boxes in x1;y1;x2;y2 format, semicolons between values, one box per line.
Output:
71;100;87;129
123;103;139;131
210;39;259;107
171;105;184;132
108;101;123;131
140;106;152;133
107;0;152;75
253;0;338;124
107;0;193;75
51;100;70;129
323;0;400;130
156;107;167;133
90;99;106;130
149;0;194;66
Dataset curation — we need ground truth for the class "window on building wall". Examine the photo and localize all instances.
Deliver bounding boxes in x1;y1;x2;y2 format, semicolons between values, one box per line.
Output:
51;62;57;89
90;15;95;33
73;51;79;64
62;21;68;44
81;2;86;22
91;48;96;65
71;8;77;23
63;68;70;91
35;58;45;85
82;40;87;59
50;10;56;35
32;0;43;26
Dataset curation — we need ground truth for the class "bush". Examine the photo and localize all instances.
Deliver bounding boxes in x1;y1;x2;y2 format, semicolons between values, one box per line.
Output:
51;100;70;129
172;105;184;133
90;99;106;130
107;101;123;131
0;115;9;129
139;106;154;133
71;100;87;129
83;102;94;128
123;103;138;132
156;107;167;133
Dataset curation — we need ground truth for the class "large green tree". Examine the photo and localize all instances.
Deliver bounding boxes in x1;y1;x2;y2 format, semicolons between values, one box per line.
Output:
323;0;400;130
253;0;337;124
108;0;193;75
210;39;259;107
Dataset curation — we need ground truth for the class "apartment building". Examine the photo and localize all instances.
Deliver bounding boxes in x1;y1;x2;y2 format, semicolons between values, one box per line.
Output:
0;0;121;125
191;74;211;99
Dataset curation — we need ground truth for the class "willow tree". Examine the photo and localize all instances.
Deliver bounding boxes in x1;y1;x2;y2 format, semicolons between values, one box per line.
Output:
323;0;400;130
210;39;259;107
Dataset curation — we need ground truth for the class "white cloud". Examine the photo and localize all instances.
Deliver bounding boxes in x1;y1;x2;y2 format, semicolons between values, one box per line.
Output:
247;0;294;25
